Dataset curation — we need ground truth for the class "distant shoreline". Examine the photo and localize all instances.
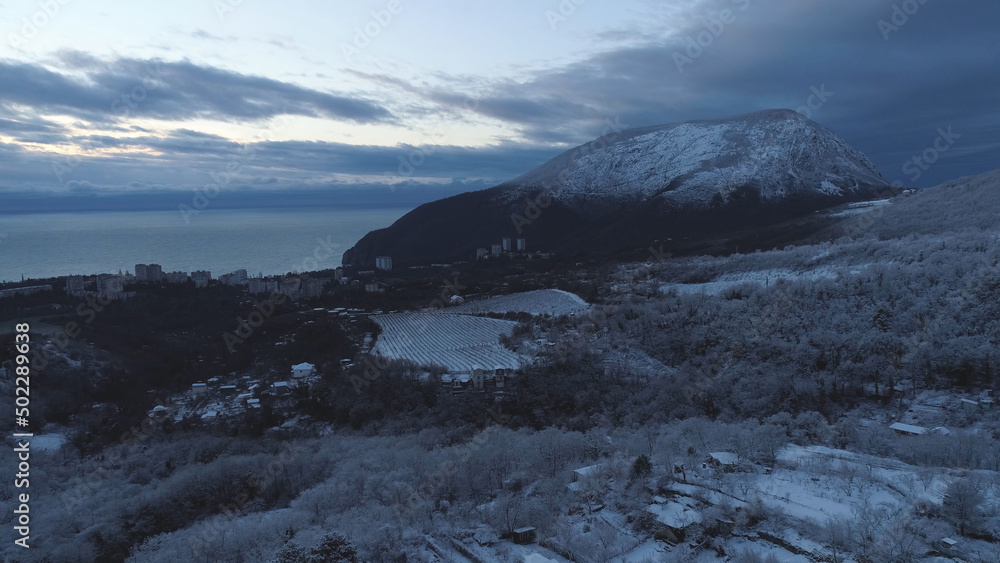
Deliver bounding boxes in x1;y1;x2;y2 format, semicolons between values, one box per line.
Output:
0;200;419;215
0;185;471;215
0;206;411;282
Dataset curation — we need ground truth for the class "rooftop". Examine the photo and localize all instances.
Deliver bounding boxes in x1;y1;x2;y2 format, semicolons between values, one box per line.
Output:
572;463;606;478
709;451;738;465
646;499;702;529
889;422;927;435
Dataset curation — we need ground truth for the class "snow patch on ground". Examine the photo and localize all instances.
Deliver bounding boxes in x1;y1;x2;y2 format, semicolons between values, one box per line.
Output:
659;266;866;296
440;289;590;317
726;537;812;563
611;539;665;562
818;180;842;195
825;197;893;217
31;433;67;452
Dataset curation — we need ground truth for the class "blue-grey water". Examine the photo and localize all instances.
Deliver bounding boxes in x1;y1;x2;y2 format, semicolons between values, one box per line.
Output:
0;206;411;282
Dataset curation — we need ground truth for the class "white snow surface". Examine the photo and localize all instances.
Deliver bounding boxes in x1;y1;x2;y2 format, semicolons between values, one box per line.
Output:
762;444;953;524
646;497;702;528
659;265;867;296
826;197;893;217
438;289;589;317
611;539;665;563
30;433;67;452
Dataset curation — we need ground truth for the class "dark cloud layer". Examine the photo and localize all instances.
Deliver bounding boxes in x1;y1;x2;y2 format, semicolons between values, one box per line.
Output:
0;128;558;202
0;0;997;202
387;0;1000;186
0;54;392;124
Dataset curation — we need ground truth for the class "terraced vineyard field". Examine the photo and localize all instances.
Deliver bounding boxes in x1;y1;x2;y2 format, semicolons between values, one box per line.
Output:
370;312;525;372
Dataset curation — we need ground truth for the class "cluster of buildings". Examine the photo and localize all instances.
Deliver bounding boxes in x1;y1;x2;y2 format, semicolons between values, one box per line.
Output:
63;263;206;299
153;362;320;423
888;392;995;437
0;284;53;299
135;265;254;289
366;238;529;271
476;237;527;260
192;268;342;299
65;273;134;300
0;253;415;305
441;367;512;400
137;264;213;287
60;263;342;301
360;238;529;277
246;273;334;300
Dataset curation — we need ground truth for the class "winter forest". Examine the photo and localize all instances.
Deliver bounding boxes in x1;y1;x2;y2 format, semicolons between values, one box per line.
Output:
4;172;1000;562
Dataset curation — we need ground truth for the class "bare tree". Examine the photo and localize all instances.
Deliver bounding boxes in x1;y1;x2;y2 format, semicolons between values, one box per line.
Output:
491;490;525;535
836;465;860;497
822;517;851;563
851;500;890;559
579;471;608;514
943;476;987;536
593;519;620;562
873;512;923;563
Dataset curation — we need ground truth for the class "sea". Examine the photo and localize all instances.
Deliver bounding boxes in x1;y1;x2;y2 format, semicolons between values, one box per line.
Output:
0;205;413;282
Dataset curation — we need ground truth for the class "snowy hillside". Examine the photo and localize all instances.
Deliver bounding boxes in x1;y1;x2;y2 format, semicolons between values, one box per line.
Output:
499;109;888;210
344;109;894;267
853;167;1000;237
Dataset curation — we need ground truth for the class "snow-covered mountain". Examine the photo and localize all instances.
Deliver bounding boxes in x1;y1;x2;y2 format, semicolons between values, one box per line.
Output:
343;110;894;267
499;109;888;212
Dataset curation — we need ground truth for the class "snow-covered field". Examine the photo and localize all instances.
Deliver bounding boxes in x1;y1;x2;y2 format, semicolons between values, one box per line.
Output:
658;266;866;296
440;289;590;317
825;197;893;218
766;444;950;521
371;312;525;372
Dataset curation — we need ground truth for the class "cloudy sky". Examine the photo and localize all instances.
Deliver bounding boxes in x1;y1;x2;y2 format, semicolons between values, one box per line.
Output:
0;0;997;209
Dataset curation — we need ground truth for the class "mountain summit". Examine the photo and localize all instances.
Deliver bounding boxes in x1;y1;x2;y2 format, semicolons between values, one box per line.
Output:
344;109;892;266
499;109;886;210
